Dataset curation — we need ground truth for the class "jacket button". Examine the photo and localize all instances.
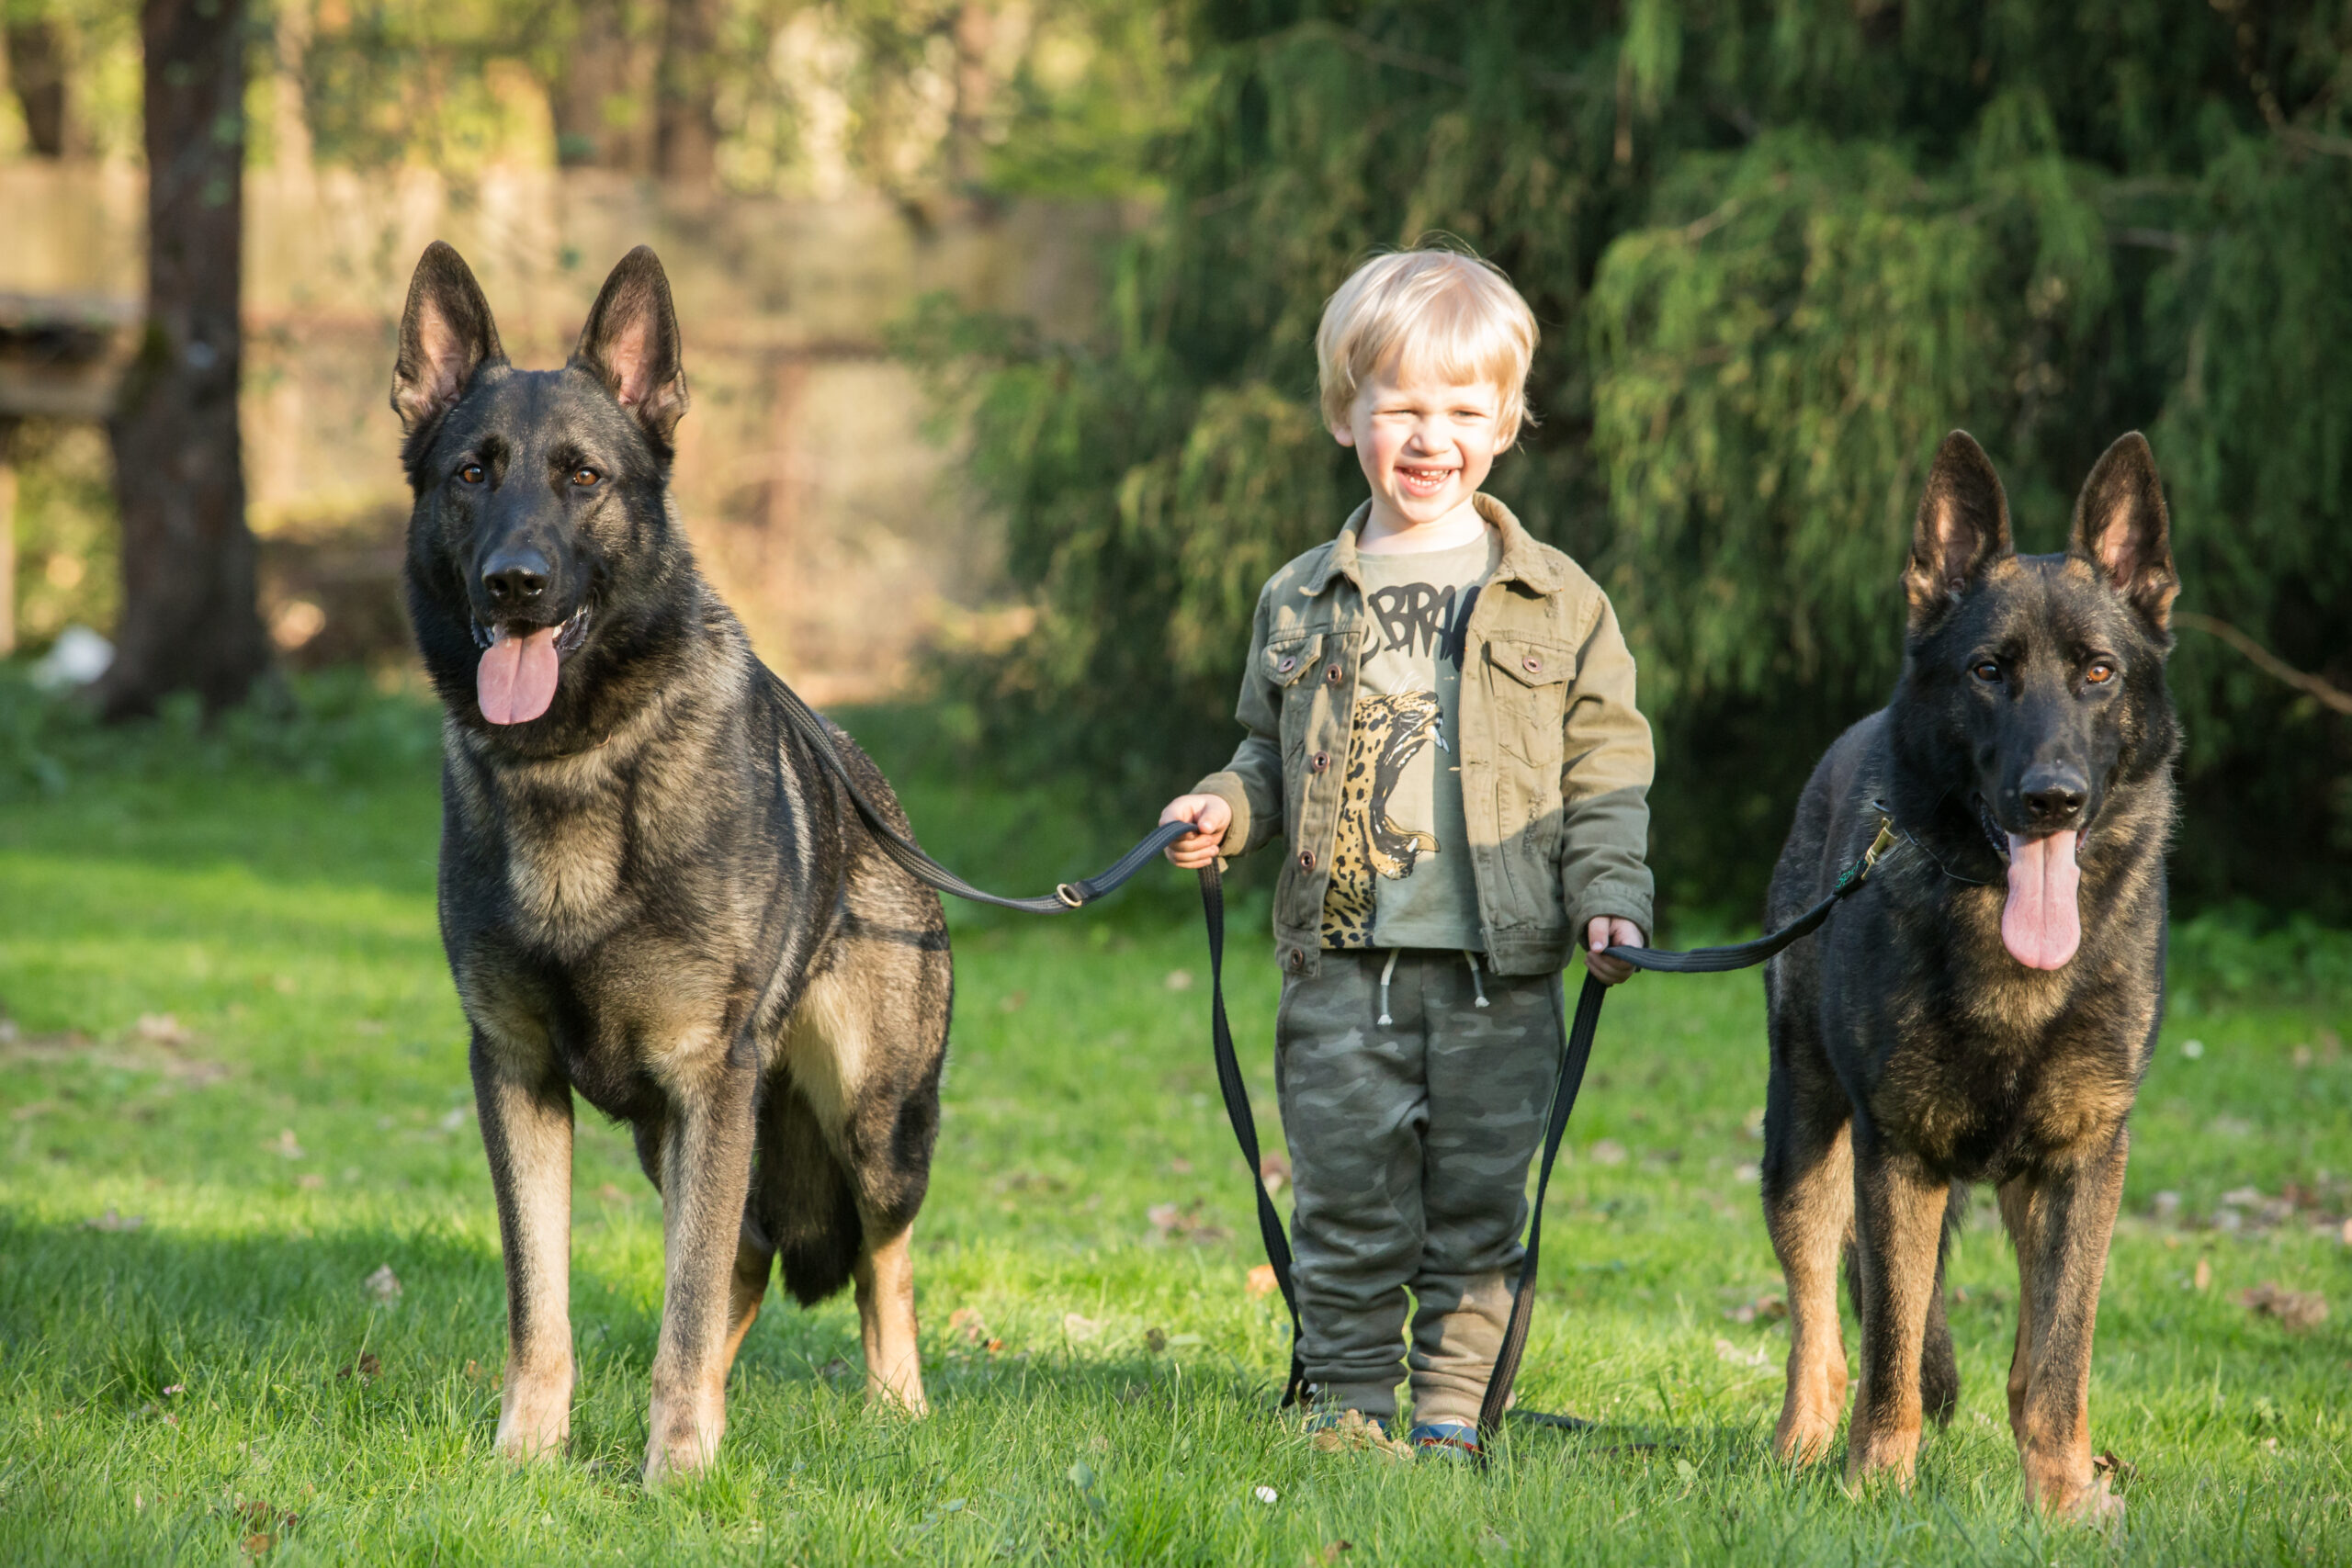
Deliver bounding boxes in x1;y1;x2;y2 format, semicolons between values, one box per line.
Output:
1326;664;1342;684
1297;849;1316;872
1278;656;1297;674
1310;751;1329;773
1522;655;1543;673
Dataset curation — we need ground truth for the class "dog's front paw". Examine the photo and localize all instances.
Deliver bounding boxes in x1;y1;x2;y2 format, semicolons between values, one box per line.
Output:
641;1386;725;1484
494;1365;574;1461
2026;1461;2124;1525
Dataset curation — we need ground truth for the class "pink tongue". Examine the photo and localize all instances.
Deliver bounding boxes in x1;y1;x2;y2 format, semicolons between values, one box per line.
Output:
2002;829;2081;970
476;626;560;725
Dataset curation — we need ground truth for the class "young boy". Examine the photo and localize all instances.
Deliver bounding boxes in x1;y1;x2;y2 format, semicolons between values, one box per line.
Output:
1159;248;1654;1456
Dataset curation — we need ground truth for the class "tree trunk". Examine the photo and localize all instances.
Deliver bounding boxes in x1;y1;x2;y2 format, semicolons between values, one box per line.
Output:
100;0;269;720
654;0;720;188
554;0;651;171
5;16;68;155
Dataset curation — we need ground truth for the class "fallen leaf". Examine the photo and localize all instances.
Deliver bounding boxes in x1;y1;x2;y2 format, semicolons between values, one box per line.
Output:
2092;1450;2138;1485
2341;1218;2352;1247
1590;1140;1628;1167
1731;1162;1760;1183
1306;1410;1410;1459
272;1130;305;1161
364;1265;401;1303
1062;1313;1102;1339
1246;1264;1279;1298
296;1173;324;1190
463;1359;484;1384
594;1183;629;1202
85;1207;144;1232
1724;1292;1786;1325
1146;1198;1231;1246
983;1337;1003;1352
1165;969;1194;992
949;1306;989;1345
135;1013;192;1047
1170;1156;1193;1175
336;1353;381;1381
998;991;1028;1013
1144;1326;1167;1354
2239;1281;2329;1330
241;1533;274;1557
1259;1152;1291;1193
1713;1337;1771;1371
1307;1541;1354;1564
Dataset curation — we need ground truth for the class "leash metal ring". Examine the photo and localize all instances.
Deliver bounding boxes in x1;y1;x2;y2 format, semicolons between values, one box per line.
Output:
1054;883;1084;908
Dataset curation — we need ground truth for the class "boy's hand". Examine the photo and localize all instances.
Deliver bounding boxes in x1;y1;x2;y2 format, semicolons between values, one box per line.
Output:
1159;795;1232;870
1584;917;1645;986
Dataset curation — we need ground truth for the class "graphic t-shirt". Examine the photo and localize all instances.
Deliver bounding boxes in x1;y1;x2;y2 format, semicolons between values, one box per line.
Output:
1319;528;1500;951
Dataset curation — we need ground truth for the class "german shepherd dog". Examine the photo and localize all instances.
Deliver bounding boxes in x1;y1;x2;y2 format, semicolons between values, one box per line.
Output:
1762;431;2177;1520
390;243;951;1482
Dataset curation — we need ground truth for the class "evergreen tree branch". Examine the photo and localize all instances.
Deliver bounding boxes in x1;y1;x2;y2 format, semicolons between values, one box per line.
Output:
2174;612;2352;716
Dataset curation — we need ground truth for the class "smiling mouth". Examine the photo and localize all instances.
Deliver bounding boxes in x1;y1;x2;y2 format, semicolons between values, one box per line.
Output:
1395;463;1458;496
473;604;589;726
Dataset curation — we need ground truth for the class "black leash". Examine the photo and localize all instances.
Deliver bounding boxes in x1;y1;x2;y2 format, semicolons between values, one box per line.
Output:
772;677;1193;912
776;686;1900;1447
1471;815;1898;1447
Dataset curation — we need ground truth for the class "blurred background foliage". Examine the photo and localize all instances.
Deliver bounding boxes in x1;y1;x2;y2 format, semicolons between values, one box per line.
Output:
3;0;2348;921
900;0;2352;923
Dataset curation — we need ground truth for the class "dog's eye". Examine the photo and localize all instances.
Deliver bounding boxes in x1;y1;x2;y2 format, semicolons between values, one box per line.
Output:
571;468;600;488
458;463;485;486
1971;660;2002;683
2085;660;2117;685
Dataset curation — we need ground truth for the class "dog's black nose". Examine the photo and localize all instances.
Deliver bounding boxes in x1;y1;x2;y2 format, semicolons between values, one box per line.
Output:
481;549;550;606
2018;766;2088;829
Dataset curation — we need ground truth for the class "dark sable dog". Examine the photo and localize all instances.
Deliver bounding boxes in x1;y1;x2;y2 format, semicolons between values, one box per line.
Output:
391;242;951;1482
1762;430;2178;1520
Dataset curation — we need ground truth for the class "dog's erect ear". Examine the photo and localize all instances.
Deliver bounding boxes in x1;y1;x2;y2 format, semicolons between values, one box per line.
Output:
1904;430;2014;626
2070;431;2177;634
571;246;690;451
392;243;505;434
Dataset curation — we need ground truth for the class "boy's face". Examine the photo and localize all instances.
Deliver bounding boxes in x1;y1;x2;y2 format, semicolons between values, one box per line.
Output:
1331;368;1509;530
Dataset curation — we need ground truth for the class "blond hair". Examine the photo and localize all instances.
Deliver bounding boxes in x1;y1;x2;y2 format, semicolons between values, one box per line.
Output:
1315;247;1540;441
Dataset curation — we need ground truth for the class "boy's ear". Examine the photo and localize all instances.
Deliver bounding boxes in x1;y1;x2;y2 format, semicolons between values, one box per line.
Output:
1904;430;2013;628
571;245;690;452
391;243;505;434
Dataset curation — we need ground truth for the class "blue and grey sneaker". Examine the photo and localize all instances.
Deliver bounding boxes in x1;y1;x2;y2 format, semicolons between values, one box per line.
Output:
1408;1418;1481;1459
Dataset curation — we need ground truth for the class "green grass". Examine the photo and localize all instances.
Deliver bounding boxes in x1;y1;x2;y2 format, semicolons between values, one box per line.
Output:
0;682;2347;1564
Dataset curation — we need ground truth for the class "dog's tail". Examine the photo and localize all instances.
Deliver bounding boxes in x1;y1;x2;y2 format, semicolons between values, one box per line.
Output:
1842;1180;1965;1427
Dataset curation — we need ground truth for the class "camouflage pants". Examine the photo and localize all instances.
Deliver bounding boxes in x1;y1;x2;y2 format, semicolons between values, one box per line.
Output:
1275;947;1563;1425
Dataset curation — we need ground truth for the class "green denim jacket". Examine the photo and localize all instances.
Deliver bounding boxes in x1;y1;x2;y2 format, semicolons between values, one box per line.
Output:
1193;494;1655;977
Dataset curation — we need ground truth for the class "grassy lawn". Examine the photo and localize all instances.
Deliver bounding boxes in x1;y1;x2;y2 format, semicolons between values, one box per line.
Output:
0;681;2346;1564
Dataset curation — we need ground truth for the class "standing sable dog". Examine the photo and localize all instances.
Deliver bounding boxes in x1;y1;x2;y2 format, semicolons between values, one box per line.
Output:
1762;430;2178;1520
391;242;951;1482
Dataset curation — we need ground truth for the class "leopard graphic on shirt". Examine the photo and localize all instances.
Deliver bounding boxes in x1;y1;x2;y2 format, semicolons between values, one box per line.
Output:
1319;530;1498;951
1320;692;1443;946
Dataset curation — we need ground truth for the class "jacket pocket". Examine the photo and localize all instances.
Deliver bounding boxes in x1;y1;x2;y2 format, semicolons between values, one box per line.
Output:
1268;631;1327;761
1485;636;1575;767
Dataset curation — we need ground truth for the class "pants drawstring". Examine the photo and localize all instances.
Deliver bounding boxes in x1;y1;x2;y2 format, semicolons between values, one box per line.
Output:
1376;949;1400;1027
1464;951;1490;1009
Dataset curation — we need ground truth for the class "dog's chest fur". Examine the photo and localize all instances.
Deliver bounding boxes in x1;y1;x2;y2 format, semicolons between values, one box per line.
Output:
1832;815;2164;1180
443;721;790;1112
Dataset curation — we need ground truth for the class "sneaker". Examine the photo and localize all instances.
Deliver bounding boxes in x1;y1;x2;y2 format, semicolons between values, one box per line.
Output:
1408;1418;1481;1459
